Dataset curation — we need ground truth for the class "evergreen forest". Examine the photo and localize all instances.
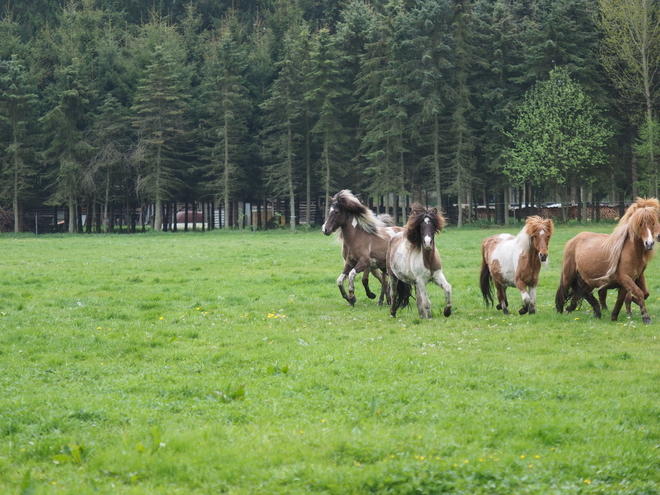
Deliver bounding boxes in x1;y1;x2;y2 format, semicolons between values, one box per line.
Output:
1;0;659;232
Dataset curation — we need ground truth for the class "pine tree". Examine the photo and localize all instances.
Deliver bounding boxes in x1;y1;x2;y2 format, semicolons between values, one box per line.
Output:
0;56;38;232
260;27;307;232
131;42;191;231
199;18;251;229
306;27;350;220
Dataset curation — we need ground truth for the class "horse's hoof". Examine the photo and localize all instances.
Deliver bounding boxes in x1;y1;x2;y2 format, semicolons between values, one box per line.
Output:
643;317;652;324
348;297;356;306
443;307;452;317
496;304;502;310
502;308;510;315
367;292;376;299
594;312;601;319
519;307;528;315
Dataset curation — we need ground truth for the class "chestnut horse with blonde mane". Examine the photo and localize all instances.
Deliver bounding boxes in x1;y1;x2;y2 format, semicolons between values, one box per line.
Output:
321;190;401;306
480;216;554;315
556;197;660;323
387;203;452;319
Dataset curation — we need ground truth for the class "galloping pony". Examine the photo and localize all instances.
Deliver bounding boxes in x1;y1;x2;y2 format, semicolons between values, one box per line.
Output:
480;216;554;315
556;197;660;323
321;190;401;306
387;203;452;319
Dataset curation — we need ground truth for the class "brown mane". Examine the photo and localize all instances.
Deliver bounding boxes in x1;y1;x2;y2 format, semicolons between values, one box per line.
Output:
404;203;446;247
523;215;555;253
332;190;384;236
597;200;660;284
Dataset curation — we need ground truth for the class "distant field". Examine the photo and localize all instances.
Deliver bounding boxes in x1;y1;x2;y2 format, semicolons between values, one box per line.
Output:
1;223;660;494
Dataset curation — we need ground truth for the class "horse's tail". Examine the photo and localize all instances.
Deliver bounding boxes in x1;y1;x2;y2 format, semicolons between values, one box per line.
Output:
555;279;572;313
480;257;494;307
555;239;577;313
392;280;412;312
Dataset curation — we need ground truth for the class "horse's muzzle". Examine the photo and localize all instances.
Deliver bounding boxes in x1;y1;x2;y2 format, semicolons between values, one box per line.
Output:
645;240;655;250
539;253;548;262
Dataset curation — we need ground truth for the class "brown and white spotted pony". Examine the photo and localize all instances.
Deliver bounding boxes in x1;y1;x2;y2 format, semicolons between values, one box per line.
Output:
321;190;401;306
556;197;660;323
480;216;554;315
387;203;452;319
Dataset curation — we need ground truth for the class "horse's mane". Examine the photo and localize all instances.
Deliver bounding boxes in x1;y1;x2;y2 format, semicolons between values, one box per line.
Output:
598;198;660;283
333;189;384;236
521;215;554;252
405;202;446;246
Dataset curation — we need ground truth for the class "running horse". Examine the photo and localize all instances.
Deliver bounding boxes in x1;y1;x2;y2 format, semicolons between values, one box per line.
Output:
556;197;660;323
387;203;452;319
480;216;554;315
321;190;401;306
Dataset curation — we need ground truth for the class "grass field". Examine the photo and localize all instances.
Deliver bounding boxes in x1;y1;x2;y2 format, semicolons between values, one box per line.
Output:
1;223;660;494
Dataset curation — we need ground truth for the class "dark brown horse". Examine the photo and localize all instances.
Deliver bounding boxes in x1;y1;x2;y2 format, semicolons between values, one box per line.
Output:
556;198;660;323
321;190;401;306
480;216;554;315
387;203;452;319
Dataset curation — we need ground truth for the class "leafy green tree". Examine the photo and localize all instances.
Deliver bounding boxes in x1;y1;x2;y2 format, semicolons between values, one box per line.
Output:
599;0;660;197
199;19;251;229
0;56;37;232
505;67;613;221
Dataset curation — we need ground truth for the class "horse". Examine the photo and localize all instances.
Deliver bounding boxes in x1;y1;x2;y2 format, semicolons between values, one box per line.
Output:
387;203;452;319
556;197;660;323
321;190;401;306
480;216;554;315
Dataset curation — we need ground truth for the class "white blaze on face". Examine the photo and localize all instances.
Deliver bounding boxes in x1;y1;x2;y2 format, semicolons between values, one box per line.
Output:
352;217;358;228
645;227;655;249
423;217;432;249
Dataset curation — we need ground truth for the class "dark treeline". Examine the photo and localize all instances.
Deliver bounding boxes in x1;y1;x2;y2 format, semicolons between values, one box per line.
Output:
0;0;658;232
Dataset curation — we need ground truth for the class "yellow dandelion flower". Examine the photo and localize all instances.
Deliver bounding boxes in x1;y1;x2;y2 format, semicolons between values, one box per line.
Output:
520;455;525;459
159;317;164;320
584;479;591;484
97;327;102;330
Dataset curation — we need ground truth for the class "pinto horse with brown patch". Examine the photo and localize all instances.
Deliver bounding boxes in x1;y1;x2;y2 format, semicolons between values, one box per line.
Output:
480;216;554;315
387;203;452;319
321;190;401;306
556;198;660;323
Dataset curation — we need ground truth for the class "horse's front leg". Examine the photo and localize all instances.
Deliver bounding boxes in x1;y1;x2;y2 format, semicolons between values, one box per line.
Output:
617;275;651;323
370;268;388;306
348;259;370;306
525;286;537;315
337;263;354;304
415;281;432;319
514;279;531;315
432;270;452;317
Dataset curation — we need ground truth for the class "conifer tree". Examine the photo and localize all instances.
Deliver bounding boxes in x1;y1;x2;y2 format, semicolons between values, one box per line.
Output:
132;17;189;230
306;27;350;219
0;56;37;232
199;18;251;229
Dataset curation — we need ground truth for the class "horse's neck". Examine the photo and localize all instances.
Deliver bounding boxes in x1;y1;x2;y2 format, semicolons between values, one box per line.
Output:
421;240;442;272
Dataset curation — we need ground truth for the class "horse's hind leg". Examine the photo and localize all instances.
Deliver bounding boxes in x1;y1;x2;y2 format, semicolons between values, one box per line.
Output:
389;274;399;318
362;269;377;300
582;290;602;319
415;283;432;319
495;283;510;315
597;288;609;311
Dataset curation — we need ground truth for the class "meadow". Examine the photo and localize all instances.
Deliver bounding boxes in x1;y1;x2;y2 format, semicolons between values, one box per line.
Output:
1;223;659;494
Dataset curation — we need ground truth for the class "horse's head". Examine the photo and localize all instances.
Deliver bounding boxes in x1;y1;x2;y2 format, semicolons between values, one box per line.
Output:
525;216;554;262
321;196;343;235
405;203;446;250
629;206;660;251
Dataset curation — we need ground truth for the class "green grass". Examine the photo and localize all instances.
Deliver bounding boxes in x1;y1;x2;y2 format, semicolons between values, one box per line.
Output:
1;224;660;494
